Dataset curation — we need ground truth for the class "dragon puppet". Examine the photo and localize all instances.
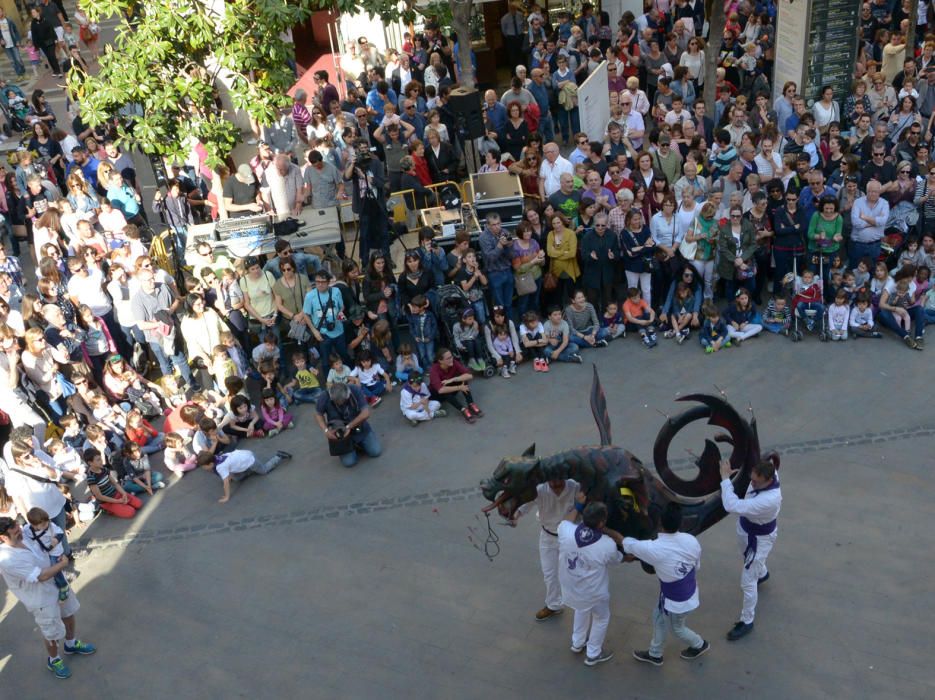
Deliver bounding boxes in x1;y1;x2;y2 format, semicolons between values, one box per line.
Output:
481;367;779;551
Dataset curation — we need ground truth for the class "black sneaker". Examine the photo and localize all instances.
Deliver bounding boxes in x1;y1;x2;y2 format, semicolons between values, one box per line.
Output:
632;650;663;666
726;621;754;641
757;571;770;586
569;353;583;363
595;339;608;348
276;450;293;460
680;640;710;660
584;649;614;666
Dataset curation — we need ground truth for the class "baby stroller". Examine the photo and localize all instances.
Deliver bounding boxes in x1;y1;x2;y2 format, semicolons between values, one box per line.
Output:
787;255;829;343
434;283;496;377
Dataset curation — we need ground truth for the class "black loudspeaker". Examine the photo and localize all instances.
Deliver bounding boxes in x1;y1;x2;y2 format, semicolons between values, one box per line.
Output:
447;87;485;140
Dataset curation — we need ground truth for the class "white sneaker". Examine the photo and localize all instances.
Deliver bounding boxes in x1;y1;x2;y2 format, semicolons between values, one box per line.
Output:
500;366;511;378
508;361;517;374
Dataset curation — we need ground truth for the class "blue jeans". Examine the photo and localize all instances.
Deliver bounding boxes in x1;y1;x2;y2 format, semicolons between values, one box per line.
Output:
849;239;881;267
124;470;166;493
148;341;193;384
516;277;542;318
795;302;825;326
470;299;487;326
488;269;514;321
4;46;24;76
546;341;581;362
570;326;611;348
360;380;386;398
339;427;382;467
50;507;71;557
537;113;556;143
139;434;166;455
924;308;935;324
556;106;581;141
878;307;925;338
415;340;435;370
318;333;350;372
293;387;323;404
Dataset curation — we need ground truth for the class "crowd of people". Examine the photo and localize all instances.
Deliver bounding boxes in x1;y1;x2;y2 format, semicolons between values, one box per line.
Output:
3;0;935;680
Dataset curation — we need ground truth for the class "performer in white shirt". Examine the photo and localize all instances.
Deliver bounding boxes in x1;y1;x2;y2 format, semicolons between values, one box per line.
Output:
557;492;624;667
624;503;709;666
719;458;782;640
510;478;579;620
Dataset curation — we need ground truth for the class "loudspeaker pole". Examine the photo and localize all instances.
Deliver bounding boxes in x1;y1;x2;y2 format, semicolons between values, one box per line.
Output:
464;137;481;175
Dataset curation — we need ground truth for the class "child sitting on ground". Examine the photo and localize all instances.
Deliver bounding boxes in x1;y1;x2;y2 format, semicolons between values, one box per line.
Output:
251;333;280;372
220;331;249;379
259;387;295;436
762;295;791;333
326;353;352;388
371;319;395;372
286;351;323;404
125;408;165;455
84;447;143;518
159;374;191;409
211;344;240;393
45;438;84;482
849;292;882;337
225;395;265;439
542;306;582;364
258;360;289;407
395;342;422;383
23;507;70;601
623;287;658;348
723;288;762;344
453;308;485;371
406;295;438;370
399;369;446;425
601;301;626;340
193;416;236;456
826;289;851;341
164;432;197;477
664;282;695;343
700;301;730;353
120;441;166;495
491;324;518;378
59;413;86;451
520;311;550;371
349;350;392;407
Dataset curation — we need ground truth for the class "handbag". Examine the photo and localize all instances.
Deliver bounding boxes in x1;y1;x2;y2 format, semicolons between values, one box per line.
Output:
737;260;757;280
542;272;558;291
515;270;537;296
288;316;311;343
56;372;77;398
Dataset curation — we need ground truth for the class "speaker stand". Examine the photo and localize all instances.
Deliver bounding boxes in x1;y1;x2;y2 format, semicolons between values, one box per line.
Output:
463;137;481;176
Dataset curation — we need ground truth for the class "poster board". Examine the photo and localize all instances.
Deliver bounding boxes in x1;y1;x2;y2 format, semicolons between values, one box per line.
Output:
578;60;610;142
772;0;809;103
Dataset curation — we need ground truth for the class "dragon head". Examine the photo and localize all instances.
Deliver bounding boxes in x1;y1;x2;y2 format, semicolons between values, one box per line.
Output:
480;444;541;520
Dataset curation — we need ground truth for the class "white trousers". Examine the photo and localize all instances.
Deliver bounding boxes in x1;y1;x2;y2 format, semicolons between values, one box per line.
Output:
539;528;562;610
625;271;652;308
571;598;611;659
727;323;763;340
402;400;442;421
737;531;776;624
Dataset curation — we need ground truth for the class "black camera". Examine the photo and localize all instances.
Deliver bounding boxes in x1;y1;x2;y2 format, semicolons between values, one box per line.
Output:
355;140;372;167
325;320;336;332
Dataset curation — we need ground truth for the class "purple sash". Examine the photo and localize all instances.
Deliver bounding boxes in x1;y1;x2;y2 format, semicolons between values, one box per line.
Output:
738;476;780;568
658;568;696;611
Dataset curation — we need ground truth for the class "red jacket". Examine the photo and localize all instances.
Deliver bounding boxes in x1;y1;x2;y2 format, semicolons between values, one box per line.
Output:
126;420;158;446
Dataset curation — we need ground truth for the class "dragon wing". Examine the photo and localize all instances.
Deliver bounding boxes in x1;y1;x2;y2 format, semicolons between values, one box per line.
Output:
590;365;613;446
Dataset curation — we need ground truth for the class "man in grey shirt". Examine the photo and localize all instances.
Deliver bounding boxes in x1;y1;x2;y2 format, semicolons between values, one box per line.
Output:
261;153;305;220
304;151;345;207
130;269;193;385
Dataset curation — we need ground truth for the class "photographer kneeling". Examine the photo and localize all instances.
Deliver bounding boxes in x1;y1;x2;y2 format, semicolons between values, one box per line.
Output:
315;382;382;468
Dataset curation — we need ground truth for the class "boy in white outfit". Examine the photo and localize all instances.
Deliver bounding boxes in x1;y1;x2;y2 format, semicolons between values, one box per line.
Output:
399;370;446;425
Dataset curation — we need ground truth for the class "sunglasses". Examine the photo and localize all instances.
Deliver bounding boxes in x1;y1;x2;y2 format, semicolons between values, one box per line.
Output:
900;169;911;174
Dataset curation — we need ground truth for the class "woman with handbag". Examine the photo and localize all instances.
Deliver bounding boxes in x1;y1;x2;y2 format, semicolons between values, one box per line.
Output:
271;256;312;346
621;209;657;307
21;327;69;418
718;205;758;301
545;213;580;306
682;201;719;300
511;221;545;317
